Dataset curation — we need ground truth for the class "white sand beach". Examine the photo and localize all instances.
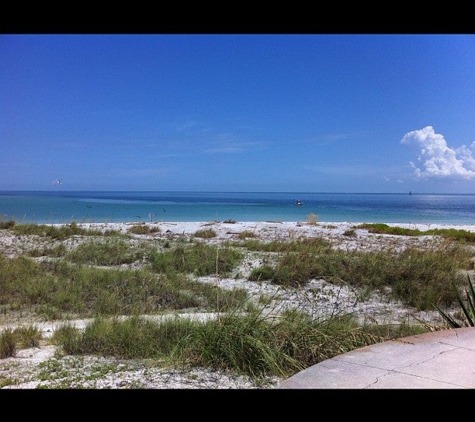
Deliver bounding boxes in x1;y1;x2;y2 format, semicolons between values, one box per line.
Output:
71;219;475;245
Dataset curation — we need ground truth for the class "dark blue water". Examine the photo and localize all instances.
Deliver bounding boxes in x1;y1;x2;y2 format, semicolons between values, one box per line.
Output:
0;191;474;225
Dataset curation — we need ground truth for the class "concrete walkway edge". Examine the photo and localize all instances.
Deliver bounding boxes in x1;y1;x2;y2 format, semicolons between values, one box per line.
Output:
276;327;475;389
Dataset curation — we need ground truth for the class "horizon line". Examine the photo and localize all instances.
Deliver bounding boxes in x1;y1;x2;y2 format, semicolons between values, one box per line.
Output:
1;189;474;196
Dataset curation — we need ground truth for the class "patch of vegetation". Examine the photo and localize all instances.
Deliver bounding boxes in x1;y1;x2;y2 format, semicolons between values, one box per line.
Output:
0;329;16;358
249;265;275;282
356;223;475;243
12;222;120;240
65;238;153;266
127;224;161;235
52;310;392;378
148;243;243;277
35;355;125;388
426;228;475;243
237;230;258;239
238;237;331;253
2;221;475;385
27;244;67;258
0;324;41;359
11;325;42;349
248;242;472;310
0;253;247;319
0;377;17;388
355;223;424;236
193;228;217;239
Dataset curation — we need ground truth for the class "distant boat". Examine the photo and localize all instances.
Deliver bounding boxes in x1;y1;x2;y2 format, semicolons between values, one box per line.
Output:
295;200;303;206
409;191;412;195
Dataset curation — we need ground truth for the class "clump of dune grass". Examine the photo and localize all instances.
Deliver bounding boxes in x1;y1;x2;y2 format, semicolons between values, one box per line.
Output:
0;324;41;359
249;265;275;282
148;243;243;277
65;238;153;266
127;224;161;235
27;243;67;258
237;230;258;239
0;329;16;358
193;228;217;239
11;325;42;349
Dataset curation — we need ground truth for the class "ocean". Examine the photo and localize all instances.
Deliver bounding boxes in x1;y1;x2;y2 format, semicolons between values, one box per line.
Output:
0;191;475;225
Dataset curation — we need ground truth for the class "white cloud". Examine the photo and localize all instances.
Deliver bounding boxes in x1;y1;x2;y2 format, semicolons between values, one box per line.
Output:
401;126;475;179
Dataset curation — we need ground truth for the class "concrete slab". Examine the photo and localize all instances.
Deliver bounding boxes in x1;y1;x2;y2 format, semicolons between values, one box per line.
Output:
276;327;475;389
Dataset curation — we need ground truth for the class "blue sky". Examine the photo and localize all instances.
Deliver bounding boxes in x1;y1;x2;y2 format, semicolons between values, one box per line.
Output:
1;34;475;193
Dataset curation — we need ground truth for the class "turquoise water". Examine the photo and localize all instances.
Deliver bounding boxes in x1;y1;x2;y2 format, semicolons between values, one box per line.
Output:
1;191;475;225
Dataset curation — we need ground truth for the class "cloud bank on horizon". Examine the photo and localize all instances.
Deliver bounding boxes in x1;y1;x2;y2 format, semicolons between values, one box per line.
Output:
401;126;475;180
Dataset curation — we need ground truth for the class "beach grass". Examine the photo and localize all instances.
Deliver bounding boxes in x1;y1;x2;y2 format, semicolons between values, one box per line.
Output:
1;220;473;382
356;222;475;243
50;309;392;379
238;237;471;309
434;274;475;328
